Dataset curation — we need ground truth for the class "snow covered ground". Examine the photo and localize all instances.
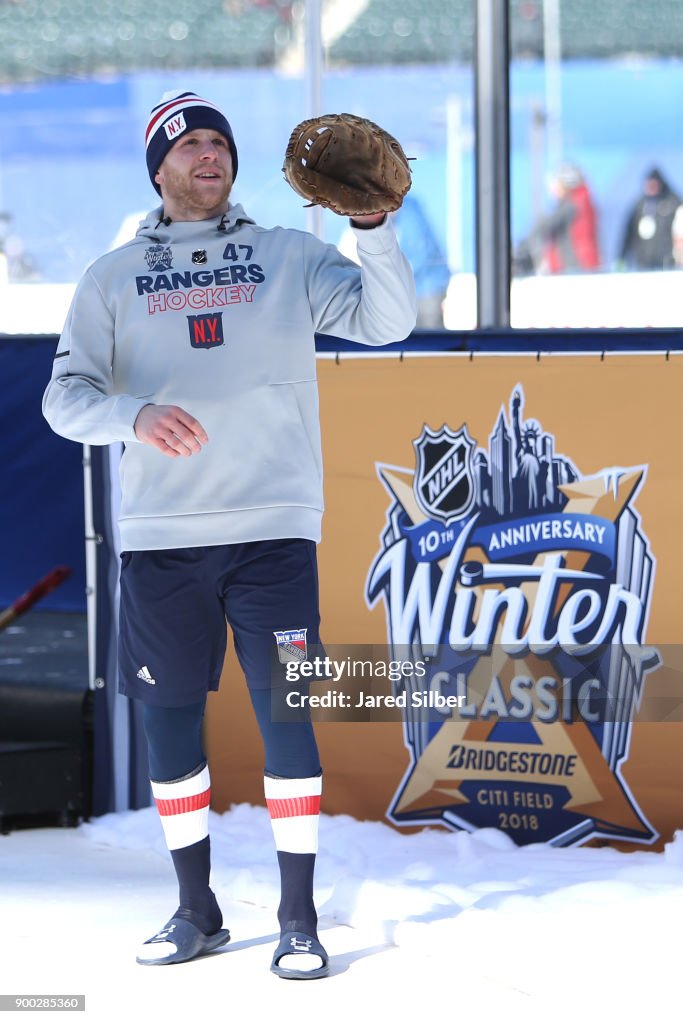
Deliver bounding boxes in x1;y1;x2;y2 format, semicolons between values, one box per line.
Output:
2;805;683;1022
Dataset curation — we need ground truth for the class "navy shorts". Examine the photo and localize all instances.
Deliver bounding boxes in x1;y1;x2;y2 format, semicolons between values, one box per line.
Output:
118;539;320;707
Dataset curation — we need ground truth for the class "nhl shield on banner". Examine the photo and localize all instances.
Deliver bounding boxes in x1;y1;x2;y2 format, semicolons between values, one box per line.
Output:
273;629;308;664
413;424;476;525
366;386;659;848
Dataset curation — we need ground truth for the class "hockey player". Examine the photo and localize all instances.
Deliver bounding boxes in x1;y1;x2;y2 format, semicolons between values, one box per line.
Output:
42;91;416;978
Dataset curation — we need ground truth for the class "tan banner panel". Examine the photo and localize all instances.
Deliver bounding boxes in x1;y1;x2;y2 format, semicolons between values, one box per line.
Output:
207;353;683;849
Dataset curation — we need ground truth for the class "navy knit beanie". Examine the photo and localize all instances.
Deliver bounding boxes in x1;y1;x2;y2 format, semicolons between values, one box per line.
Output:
145;90;238;194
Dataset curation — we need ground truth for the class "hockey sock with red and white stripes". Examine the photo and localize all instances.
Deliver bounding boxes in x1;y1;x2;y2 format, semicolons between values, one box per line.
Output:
264;772;322;937
151;762;222;936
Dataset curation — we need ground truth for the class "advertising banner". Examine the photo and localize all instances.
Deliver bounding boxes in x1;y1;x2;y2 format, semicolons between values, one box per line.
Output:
206;352;683;849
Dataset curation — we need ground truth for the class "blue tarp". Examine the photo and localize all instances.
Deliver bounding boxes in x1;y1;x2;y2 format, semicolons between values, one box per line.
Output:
0;336;86;611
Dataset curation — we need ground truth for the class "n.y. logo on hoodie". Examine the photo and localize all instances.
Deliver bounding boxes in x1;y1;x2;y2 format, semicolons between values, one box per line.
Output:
188;312;224;349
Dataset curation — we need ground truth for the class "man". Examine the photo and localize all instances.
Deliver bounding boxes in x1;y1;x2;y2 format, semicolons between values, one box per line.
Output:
42;90;416;978
619;166;681;271
514;164;600;275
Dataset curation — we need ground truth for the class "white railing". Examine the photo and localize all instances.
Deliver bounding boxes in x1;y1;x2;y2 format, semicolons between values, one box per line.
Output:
1;269;683;336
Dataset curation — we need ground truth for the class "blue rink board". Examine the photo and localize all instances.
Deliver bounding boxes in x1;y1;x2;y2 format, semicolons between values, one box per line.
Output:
315;326;683;354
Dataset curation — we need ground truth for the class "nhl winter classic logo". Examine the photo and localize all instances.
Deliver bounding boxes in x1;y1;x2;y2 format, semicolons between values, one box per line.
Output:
366;386;659;848
274;629;308;664
145;245;173;272
413;424;476;525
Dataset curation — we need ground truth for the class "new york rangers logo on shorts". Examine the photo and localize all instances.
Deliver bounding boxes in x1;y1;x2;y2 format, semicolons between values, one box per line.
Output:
273;629;308;664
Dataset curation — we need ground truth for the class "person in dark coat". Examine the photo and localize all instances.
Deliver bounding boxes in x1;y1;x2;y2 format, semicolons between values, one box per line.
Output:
619;167;682;270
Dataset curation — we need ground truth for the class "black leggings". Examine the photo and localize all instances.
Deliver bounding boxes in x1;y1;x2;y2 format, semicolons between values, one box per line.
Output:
142;689;321;782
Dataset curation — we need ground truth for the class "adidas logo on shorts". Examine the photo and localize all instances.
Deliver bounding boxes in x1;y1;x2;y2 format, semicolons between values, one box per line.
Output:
137;665;156;685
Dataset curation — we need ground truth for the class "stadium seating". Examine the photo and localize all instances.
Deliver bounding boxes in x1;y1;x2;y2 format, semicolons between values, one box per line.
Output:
1;0;683;81
559;0;683;59
328;0;683;65
0;0;287;80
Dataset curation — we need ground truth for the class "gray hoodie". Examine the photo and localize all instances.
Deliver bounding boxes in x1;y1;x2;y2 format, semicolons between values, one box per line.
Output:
43;203;416;551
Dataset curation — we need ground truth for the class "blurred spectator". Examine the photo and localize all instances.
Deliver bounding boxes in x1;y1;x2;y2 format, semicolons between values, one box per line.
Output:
0;214;9;285
618;166;681;270
0;212;40;282
338;194;451;328
393;195;451;328
513;164;600;275
672;203;683;268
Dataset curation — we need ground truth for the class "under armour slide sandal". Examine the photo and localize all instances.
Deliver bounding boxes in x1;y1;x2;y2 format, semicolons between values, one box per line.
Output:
270;931;329;980
136;918;231;966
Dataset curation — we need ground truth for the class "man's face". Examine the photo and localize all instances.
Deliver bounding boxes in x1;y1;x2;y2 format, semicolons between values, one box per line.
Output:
154;128;233;220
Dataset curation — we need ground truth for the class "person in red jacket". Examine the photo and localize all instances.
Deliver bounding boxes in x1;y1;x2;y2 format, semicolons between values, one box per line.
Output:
514;164;600;275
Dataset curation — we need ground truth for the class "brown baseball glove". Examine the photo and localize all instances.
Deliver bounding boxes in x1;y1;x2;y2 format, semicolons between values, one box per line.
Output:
282;112;412;217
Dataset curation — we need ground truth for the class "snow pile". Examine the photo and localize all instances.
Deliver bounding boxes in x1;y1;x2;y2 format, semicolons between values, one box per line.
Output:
82;803;683;989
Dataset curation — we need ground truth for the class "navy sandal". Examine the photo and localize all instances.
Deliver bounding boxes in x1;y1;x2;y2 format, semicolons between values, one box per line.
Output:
270;931;329;980
136;918;231;966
